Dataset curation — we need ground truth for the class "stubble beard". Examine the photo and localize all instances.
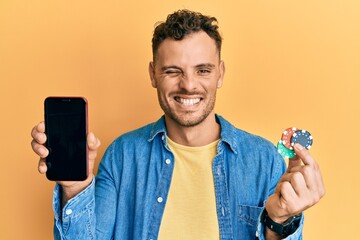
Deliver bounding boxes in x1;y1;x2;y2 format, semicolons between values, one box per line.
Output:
158;91;217;128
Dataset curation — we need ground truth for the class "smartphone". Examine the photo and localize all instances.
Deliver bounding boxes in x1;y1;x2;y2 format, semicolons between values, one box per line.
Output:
44;97;88;181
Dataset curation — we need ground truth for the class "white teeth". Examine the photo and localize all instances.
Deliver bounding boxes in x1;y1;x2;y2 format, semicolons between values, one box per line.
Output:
178;98;200;106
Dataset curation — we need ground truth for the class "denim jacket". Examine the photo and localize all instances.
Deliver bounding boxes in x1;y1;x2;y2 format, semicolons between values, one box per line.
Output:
53;115;303;239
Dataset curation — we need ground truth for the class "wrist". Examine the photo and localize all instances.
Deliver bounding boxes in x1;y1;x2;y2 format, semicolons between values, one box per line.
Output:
265;228;282;240
61;175;93;207
266;212;290;225
261;208;302;238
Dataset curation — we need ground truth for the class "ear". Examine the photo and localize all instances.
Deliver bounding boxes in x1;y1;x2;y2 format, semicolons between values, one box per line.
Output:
217;61;225;88
149;62;157;88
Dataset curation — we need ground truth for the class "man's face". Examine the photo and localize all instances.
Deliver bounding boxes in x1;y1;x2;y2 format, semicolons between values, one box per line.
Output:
149;31;225;128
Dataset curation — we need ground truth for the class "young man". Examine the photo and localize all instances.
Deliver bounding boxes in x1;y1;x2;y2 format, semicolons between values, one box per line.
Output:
31;10;325;239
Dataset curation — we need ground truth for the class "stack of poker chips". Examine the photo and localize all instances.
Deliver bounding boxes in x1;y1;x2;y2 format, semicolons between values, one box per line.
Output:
277;127;313;159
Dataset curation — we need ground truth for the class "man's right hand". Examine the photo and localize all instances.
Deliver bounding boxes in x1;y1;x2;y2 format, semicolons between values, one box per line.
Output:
31;121;101;206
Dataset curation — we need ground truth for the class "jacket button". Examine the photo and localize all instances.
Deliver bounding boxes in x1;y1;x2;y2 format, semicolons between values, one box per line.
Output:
157;197;163;203
65;209;73;215
165;159;171;164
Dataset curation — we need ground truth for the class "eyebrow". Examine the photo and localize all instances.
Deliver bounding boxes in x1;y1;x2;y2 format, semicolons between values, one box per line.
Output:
160;63;216;72
195;63;216;69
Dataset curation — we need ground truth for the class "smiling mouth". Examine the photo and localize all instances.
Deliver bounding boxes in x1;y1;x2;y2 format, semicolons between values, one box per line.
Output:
174;97;201;106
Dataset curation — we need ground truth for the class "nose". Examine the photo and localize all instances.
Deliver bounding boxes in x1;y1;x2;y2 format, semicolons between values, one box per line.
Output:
179;73;197;92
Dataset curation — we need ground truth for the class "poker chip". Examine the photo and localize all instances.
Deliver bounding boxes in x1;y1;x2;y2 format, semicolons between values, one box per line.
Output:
276;127;314;159
281;127;298;150
277;140;296;159
291;130;313;150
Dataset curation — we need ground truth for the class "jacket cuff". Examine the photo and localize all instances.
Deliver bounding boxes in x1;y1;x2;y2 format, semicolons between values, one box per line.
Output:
256;208;304;240
53;177;95;235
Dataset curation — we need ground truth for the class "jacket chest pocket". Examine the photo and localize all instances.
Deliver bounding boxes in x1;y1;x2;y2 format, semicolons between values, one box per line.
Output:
238;204;262;226
236;204;263;239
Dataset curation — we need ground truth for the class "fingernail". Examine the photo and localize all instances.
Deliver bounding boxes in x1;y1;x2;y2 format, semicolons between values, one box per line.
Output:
294;143;304;150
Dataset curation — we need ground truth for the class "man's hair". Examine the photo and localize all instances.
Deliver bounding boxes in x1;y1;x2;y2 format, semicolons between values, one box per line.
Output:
152;9;222;61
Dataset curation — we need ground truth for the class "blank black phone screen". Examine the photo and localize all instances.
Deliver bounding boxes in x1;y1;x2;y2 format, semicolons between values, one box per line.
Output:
44;97;88;181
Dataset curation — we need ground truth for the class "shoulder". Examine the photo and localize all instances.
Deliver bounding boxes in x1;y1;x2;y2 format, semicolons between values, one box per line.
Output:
217;114;277;153
108;116;166;149
237;128;276;150
99;120;160;167
111;123;154;147
217;115;286;176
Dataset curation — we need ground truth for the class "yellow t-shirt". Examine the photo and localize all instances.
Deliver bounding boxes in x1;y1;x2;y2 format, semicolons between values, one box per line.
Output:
158;137;220;240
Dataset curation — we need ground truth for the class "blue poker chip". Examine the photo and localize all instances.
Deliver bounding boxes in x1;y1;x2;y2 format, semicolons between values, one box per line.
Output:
290;129;313;150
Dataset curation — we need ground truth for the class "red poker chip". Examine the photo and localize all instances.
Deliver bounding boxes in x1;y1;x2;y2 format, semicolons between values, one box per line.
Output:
281;127;298;150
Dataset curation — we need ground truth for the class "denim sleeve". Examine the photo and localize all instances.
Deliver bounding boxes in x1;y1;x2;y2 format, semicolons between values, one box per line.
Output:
53;178;96;240
255;148;303;240
52;142;120;240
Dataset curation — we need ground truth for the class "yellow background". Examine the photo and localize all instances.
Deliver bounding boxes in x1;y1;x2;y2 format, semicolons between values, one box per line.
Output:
1;0;359;239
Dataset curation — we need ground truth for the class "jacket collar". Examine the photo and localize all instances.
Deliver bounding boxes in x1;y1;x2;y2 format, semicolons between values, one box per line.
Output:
148;114;238;154
148;115;167;142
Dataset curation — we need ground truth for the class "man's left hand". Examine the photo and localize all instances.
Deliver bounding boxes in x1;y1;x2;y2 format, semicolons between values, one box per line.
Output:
266;143;325;224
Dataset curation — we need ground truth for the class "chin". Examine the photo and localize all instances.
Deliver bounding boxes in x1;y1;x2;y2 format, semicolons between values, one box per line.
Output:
168;112;211;128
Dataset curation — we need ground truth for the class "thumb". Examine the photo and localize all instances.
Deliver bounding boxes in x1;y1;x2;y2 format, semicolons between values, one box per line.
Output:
287;143;304;171
87;132;101;150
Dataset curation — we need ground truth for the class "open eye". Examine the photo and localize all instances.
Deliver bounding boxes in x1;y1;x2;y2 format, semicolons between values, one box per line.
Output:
197;69;211;75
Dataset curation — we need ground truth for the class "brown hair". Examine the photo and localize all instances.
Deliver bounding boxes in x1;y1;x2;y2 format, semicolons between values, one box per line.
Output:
152;9;222;61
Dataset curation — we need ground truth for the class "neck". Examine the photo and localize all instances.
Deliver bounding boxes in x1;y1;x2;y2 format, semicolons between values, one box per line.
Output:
165;113;220;147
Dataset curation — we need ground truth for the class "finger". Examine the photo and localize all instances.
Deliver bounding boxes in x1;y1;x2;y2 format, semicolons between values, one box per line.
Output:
31;140;49;158
285;170;323;211
37;121;45;133
291;144;323;192
38;158;47;174
287;149;302;171
302;163;325;199
287;158;302;172
277;181;299;210
87;133;100;174
293;143;316;166
289;171;308;196
87;132;101;151
31;122;45;136
275;172;306;196
31;122;47;144
287;165;303;173
278;181;297;204
88;149;98;161
287;163;325;202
